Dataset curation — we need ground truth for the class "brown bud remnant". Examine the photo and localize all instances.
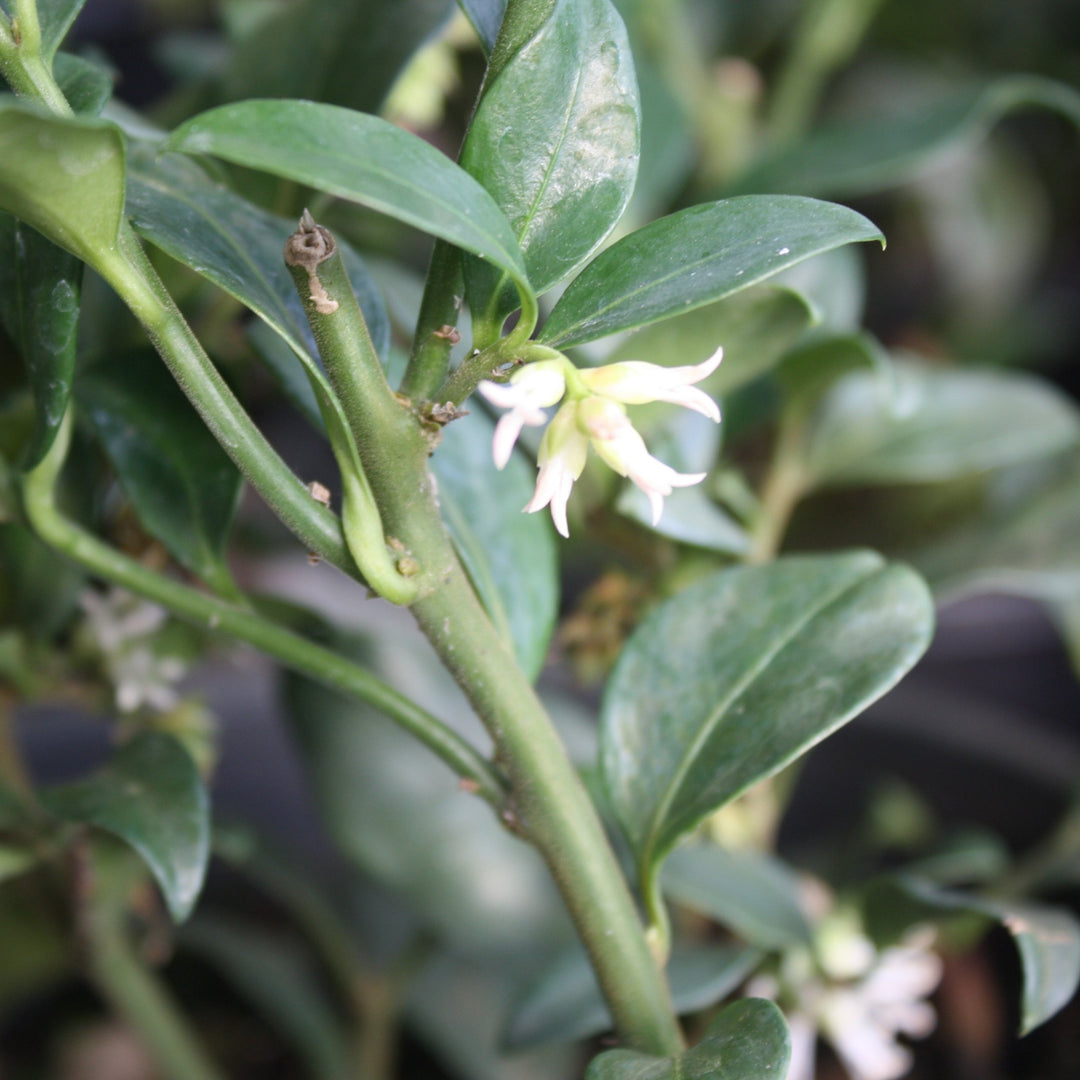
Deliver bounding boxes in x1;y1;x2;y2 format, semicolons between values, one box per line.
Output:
433;324;461;344
307;480;332;507
285;210;339;314
396;556;421;577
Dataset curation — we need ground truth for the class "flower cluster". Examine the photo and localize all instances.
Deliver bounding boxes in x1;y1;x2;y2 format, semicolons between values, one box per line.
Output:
749;894;943;1080
478;347;722;537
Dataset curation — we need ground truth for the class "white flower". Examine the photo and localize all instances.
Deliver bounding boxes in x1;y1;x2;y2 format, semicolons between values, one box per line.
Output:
749;898;942;1080
478;348;723;536
477;360;566;468
579;346;723;420
79;588;187;714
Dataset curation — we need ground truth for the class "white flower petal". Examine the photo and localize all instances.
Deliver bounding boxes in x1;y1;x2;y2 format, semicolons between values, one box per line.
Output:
581;347;723;421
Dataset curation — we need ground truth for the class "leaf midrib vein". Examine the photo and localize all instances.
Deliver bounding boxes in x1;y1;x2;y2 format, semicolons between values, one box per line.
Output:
640;563;880;872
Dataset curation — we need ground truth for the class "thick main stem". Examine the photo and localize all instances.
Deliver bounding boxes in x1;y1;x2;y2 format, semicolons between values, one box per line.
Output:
411;572;683;1054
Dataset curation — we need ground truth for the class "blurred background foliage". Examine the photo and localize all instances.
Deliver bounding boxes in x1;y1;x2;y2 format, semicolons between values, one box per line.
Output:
2;0;1080;1078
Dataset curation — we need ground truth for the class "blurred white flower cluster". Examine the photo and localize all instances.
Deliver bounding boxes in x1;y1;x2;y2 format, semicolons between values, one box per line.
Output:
79;588;187;714
750;894;943;1080
478;347;722;537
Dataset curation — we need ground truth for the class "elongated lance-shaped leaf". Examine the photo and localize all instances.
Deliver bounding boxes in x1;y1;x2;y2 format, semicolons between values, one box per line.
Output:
586;998;790;1080
898;877;1080;1036
76;350;243;592
804;362;1080;488
601;552;934;895
505;942;761;1050
461;0;639;324
0;214;80;469
43;733;210;922
733;75;1080;198
165;100;534;308
125;143;390;380
0;101;125;268
540;195;883;346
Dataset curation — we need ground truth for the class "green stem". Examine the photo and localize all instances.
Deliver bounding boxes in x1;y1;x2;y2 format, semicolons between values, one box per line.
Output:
766;0;885;145
21;415;507;808
400;240;463;401
88;904;226;1080
283;214;421;604
0;6;73;116
747;407;809;565
410;571;683;1054
93;226;359;578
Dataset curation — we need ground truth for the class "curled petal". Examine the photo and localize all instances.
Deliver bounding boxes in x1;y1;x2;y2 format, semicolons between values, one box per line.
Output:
587;412;706;525
524;403;589;537
478;361;567;468
581;346;723;421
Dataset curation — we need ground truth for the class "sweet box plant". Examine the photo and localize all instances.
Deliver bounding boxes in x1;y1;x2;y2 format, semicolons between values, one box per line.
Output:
1;0;1080;1077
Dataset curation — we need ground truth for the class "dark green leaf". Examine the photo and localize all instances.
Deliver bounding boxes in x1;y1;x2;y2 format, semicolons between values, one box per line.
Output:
34;0;88;62
606;285;815;399
0;215;81;468
53;51;113;116
0;523;84;638
733;76;1080;198
540;196;882;347
43;733;209;922
505;942;761;1050
0;101;125;268
458;0;507;53
601;552;933;892
76;350;242;591
462;0;639;322
223;0;453;114
899;877;1080;1036
432;410;558;681
914;450;1080;601
586;998;790;1080
663;843;812;949
166;100;531;298
183;919;352;1080
805;362;1080;488
126;143;390;371
284;626;568;953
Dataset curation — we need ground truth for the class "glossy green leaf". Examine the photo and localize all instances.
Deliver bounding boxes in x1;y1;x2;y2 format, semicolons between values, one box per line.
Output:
586;998;790;1080
462;0;639;321
458;0;507;53
734;76;1080;198
0;214;80;468
166;100;531;299
284;625;568;953
223;0;453;114
601;552;934;891
42;733;209;922
505;941;760;1050
607;285;815;399
432;410;558;682
805;362;1080;488
183;918;352;1080
899;877;1080;1036
914;450;1080;600
540;196;882;347
0;101;125;267
407;952;579;1080
53;51;113;116
663;843;812;950
76;350;242;592
33;0;88;62
126;143;390;368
